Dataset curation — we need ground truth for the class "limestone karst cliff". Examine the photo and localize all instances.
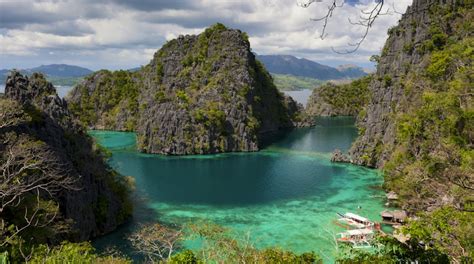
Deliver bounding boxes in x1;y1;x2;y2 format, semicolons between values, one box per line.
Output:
348;0;473;214
305;76;372;117
67;24;312;155
1;72;132;242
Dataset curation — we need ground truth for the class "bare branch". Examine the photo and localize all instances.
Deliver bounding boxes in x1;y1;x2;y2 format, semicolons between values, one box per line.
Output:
299;0;387;53
128;223;183;262
0;133;80;245
0;99;30;129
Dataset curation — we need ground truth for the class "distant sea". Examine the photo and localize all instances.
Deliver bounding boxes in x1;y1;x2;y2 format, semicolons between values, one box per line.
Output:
0;84;72;98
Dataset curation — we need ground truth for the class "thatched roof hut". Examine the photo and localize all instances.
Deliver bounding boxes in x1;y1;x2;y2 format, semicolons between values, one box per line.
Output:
381;210;407;223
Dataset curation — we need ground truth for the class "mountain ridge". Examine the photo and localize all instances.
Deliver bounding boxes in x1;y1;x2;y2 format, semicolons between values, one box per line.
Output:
256;54;367;80
0;64;93;87
0;64;93;78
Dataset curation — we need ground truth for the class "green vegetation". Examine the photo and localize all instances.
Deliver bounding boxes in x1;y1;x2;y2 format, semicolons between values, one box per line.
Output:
352;3;474;263
1;74;133;263
188;222;322;263
69;70;139;130
129;222;322;263
28;242;131;264
192;102;226;131
68;23;305;155
306;75;372;116
337;235;449;263
271;73;324;91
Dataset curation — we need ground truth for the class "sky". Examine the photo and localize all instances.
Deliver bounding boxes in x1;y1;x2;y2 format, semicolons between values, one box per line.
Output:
0;0;413;71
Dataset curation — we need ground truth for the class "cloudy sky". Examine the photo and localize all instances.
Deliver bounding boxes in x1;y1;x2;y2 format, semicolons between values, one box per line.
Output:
0;0;413;70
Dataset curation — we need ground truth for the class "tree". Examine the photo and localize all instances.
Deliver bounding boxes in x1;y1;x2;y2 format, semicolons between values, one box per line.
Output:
128;223;183;262
186;222;322;263
0;99;29;129
0;99;79;259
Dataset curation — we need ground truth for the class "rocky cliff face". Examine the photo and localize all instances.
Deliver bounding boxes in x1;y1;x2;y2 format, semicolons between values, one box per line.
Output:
305;76;371;117
1;72;132;241
348;0;473;213
349;0;472;168
68;24;312;155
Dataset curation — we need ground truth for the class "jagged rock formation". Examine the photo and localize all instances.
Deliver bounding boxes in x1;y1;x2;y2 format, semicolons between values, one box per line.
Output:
330;149;351;163
305;76;372;117
1;72;132;241
349;0;473;213
68;24;313;155
349;0;472;168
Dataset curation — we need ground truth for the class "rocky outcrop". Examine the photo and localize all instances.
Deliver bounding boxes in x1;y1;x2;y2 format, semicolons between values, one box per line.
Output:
305;76;371;117
330;149;351;163
68;24;313;155
1;72;132;241
349;0;472;168
347;0;473;215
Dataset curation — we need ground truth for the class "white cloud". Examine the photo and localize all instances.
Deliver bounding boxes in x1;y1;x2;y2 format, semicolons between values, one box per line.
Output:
0;0;414;69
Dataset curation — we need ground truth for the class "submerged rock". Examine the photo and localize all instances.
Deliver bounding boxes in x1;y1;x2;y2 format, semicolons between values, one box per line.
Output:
330;149;351;163
67;23;313;155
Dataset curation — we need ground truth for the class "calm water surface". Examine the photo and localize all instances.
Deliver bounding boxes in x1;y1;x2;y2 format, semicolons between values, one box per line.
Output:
91;117;386;262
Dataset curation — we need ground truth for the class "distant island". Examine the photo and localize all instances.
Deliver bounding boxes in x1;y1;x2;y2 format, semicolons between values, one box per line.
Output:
0;64;93;86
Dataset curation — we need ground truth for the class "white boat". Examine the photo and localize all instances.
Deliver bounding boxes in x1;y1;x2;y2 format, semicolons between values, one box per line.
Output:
337;228;374;246
337;212;375;229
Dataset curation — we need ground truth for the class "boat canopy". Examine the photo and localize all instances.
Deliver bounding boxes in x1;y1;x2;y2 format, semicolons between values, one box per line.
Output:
345;213;370;223
346;229;374;236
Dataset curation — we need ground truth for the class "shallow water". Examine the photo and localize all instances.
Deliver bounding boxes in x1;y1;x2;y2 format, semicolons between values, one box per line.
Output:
91;117;386;263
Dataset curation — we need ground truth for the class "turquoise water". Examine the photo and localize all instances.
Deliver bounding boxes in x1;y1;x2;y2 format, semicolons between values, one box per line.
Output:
91;117;386;263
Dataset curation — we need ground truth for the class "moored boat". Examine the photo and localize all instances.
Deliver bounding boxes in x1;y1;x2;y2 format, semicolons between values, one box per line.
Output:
337;228;374;246
337;212;374;229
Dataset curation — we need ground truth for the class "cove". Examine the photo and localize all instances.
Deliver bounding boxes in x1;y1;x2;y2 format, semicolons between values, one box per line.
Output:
91;117;387;263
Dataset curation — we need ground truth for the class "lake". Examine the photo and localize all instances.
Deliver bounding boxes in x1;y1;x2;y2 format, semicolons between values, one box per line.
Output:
91;117;386;263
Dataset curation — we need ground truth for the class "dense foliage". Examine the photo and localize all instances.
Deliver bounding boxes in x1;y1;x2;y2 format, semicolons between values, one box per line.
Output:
306;75;372;116
342;2;473;263
69;70;139;131
28;242;131;264
383;36;474;262
0;73;133;263
129;222;322;263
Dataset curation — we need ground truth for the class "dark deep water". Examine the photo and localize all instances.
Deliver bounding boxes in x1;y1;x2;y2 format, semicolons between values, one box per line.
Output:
91;117;385;262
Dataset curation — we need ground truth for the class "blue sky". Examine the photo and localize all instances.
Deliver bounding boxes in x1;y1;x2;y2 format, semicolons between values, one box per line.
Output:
0;0;412;70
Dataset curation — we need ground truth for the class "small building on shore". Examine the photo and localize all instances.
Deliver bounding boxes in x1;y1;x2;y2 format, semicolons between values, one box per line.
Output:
381;210;407;224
